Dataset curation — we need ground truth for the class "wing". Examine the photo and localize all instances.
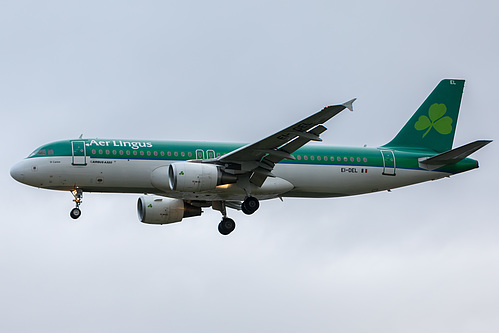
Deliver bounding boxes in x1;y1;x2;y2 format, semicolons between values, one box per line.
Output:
216;99;356;186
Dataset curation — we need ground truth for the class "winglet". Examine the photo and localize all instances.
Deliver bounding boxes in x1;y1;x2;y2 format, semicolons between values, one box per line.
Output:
342;98;356;112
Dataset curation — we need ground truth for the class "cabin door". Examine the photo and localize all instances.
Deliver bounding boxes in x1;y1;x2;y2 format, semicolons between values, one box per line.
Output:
71;141;87;166
380;150;396;175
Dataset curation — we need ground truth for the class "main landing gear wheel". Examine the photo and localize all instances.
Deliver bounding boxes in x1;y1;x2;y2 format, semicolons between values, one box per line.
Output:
70;208;81;219
242;196;259;215
218;217;236;235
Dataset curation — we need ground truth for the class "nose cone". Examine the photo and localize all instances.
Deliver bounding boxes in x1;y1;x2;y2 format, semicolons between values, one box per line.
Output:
10;161;26;183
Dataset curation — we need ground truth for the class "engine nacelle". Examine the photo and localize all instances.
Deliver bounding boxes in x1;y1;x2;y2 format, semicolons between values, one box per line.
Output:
165;162;237;192
137;195;202;224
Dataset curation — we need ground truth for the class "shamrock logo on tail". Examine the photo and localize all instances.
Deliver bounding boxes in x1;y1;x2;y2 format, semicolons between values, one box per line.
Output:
414;103;453;138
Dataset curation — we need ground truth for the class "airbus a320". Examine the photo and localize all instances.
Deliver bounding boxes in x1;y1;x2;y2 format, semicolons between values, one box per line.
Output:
10;79;491;235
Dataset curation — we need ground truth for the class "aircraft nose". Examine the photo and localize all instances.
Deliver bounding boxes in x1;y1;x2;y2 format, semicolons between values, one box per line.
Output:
10;161;25;183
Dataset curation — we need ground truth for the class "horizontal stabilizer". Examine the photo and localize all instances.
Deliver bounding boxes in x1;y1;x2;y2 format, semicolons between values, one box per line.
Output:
419;140;492;170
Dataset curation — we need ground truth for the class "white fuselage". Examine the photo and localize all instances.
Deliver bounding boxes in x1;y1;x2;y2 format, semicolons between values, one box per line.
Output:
11;154;449;202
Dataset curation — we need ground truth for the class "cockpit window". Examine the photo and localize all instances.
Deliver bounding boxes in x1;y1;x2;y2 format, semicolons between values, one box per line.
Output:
28;148;55;157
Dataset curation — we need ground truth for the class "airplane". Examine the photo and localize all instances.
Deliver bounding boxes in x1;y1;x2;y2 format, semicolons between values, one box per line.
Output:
10;79;491;235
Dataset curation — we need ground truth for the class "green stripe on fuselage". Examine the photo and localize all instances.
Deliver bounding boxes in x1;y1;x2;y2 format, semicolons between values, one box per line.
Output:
26;139;478;174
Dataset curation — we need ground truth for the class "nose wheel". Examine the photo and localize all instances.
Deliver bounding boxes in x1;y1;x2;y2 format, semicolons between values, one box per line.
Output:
70;189;83;219
70;207;81;219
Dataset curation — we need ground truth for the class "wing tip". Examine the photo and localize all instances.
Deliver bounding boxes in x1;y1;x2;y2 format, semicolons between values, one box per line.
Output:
342;98;357;112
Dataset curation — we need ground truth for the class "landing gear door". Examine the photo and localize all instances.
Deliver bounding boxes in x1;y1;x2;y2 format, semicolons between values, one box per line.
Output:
380;149;396;175
71;141;87;166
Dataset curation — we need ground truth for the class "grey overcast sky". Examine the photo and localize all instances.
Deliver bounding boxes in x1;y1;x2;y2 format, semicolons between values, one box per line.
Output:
1;1;498;332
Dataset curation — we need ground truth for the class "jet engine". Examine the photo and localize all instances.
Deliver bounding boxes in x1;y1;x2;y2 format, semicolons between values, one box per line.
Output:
137;195;202;224
160;162;237;192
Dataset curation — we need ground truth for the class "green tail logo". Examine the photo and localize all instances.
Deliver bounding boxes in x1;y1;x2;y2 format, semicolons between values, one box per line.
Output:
414;103;453;138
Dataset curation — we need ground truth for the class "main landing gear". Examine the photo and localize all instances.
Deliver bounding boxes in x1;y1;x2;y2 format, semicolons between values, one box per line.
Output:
213;201;236;236
70;189;83;219
214;196;260;235
218;217;236;235
242;196;259;215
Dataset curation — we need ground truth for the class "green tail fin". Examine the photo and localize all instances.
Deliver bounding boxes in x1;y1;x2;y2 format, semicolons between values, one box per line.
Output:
383;79;465;153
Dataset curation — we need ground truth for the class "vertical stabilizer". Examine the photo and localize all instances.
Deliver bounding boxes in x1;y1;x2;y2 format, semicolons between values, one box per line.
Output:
383;79;465;153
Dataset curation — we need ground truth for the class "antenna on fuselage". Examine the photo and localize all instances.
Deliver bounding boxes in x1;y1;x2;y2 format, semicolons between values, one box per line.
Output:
79;134;83;139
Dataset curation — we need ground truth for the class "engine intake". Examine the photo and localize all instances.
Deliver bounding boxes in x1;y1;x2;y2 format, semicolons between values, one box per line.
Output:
137;195;202;224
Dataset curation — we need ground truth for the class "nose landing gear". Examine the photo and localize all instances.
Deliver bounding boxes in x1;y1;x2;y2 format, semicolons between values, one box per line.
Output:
70;189;83;219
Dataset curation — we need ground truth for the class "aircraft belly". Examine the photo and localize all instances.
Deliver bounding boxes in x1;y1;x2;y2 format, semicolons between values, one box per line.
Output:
82;158;166;192
31;157;449;200
28;157;163;193
274;164;449;197
165;176;294;201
